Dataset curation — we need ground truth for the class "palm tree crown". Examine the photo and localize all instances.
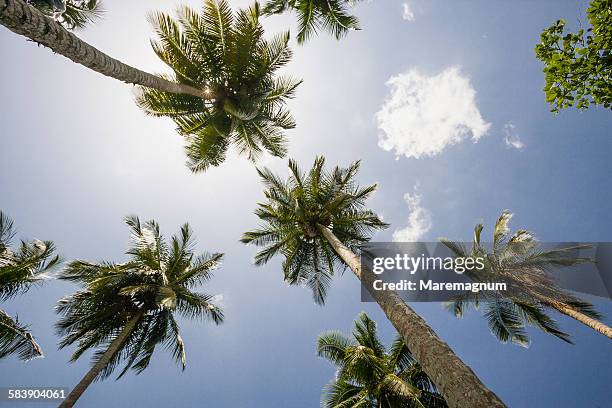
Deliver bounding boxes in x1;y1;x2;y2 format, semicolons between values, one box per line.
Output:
28;0;103;29
241;156;387;304
263;0;364;44
0;211;59;360
136;0;301;172
440;210;602;346
56;216;224;379
318;312;447;408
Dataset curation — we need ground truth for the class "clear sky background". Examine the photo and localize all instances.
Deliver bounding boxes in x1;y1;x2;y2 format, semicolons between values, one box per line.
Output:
1;0;611;407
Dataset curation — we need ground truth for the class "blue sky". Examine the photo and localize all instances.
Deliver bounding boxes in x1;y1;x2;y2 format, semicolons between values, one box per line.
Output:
1;0;611;407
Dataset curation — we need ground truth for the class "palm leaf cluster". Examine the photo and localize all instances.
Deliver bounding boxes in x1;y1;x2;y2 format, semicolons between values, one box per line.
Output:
318;312;447;408
263;0;364;44
0;309;44;360
440;210;601;347
242;156;387;305
28;0;104;29
0;211;59;360
55;216;224;379
136;0;301;172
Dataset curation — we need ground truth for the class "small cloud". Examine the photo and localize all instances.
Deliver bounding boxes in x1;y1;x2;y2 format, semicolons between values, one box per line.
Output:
210;294;226;309
503;122;524;150
376;67;491;159
393;184;432;242
402;2;415;21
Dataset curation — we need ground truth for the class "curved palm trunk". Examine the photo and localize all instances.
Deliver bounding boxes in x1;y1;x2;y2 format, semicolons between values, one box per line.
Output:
58;311;143;408
318;225;506;408
520;267;612;340
545;299;612;339
0;0;206;99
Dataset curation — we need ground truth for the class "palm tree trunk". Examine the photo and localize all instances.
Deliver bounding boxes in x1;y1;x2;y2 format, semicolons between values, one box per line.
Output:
545;300;612;339
0;0;207;99
58;311;144;408
318;225;506;408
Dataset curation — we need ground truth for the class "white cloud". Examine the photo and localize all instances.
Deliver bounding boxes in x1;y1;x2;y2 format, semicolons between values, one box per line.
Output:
210;294;226;309
401;2;415;21
392;184;432;242
376;67;491;159
503;122;524;150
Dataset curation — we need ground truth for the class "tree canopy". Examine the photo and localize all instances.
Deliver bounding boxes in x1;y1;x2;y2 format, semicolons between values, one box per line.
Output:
0;211;59;360
440;210;602;346
242;156;387;304
535;0;612;112
318;312;447;408
56;216;224;379
136;0;301;172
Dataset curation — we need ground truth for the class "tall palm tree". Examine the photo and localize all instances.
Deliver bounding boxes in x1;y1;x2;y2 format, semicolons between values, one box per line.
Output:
318;312;447;408
241;157;506;408
440;210;612;343
56;216;224;408
1;0;299;171
28;0;103;29
262;0;364;44
0;211;59;361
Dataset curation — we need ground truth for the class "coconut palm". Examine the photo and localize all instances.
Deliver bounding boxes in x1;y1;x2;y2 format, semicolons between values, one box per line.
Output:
56;216;224;408
440;210;612;343
318;312;447;408
1;0;299;171
262;0;364;44
0;211;59;361
28;0;103;29
242;156;506;408
136;1;300;172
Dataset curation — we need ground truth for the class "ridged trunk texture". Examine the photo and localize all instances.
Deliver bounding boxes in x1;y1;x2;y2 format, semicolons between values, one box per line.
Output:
1;0;205;98
58;311;144;408
318;225;506;408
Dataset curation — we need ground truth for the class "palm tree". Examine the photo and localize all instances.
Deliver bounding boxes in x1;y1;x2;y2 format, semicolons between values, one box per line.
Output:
318;312;447;408
136;1;300;172
28;0;103;29
262;0;364;44
56;216;224;408
241;156;506;408
1;0;299;171
440;210;612;343
0;211;59;361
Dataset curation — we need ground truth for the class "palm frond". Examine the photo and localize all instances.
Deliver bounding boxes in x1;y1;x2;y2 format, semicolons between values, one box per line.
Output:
0;310;43;361
513;300;572;344
322;380;366;408
484;299;530;347
493;210;512;251
29;0;104;30
317;330;354;366
263;0;363;44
